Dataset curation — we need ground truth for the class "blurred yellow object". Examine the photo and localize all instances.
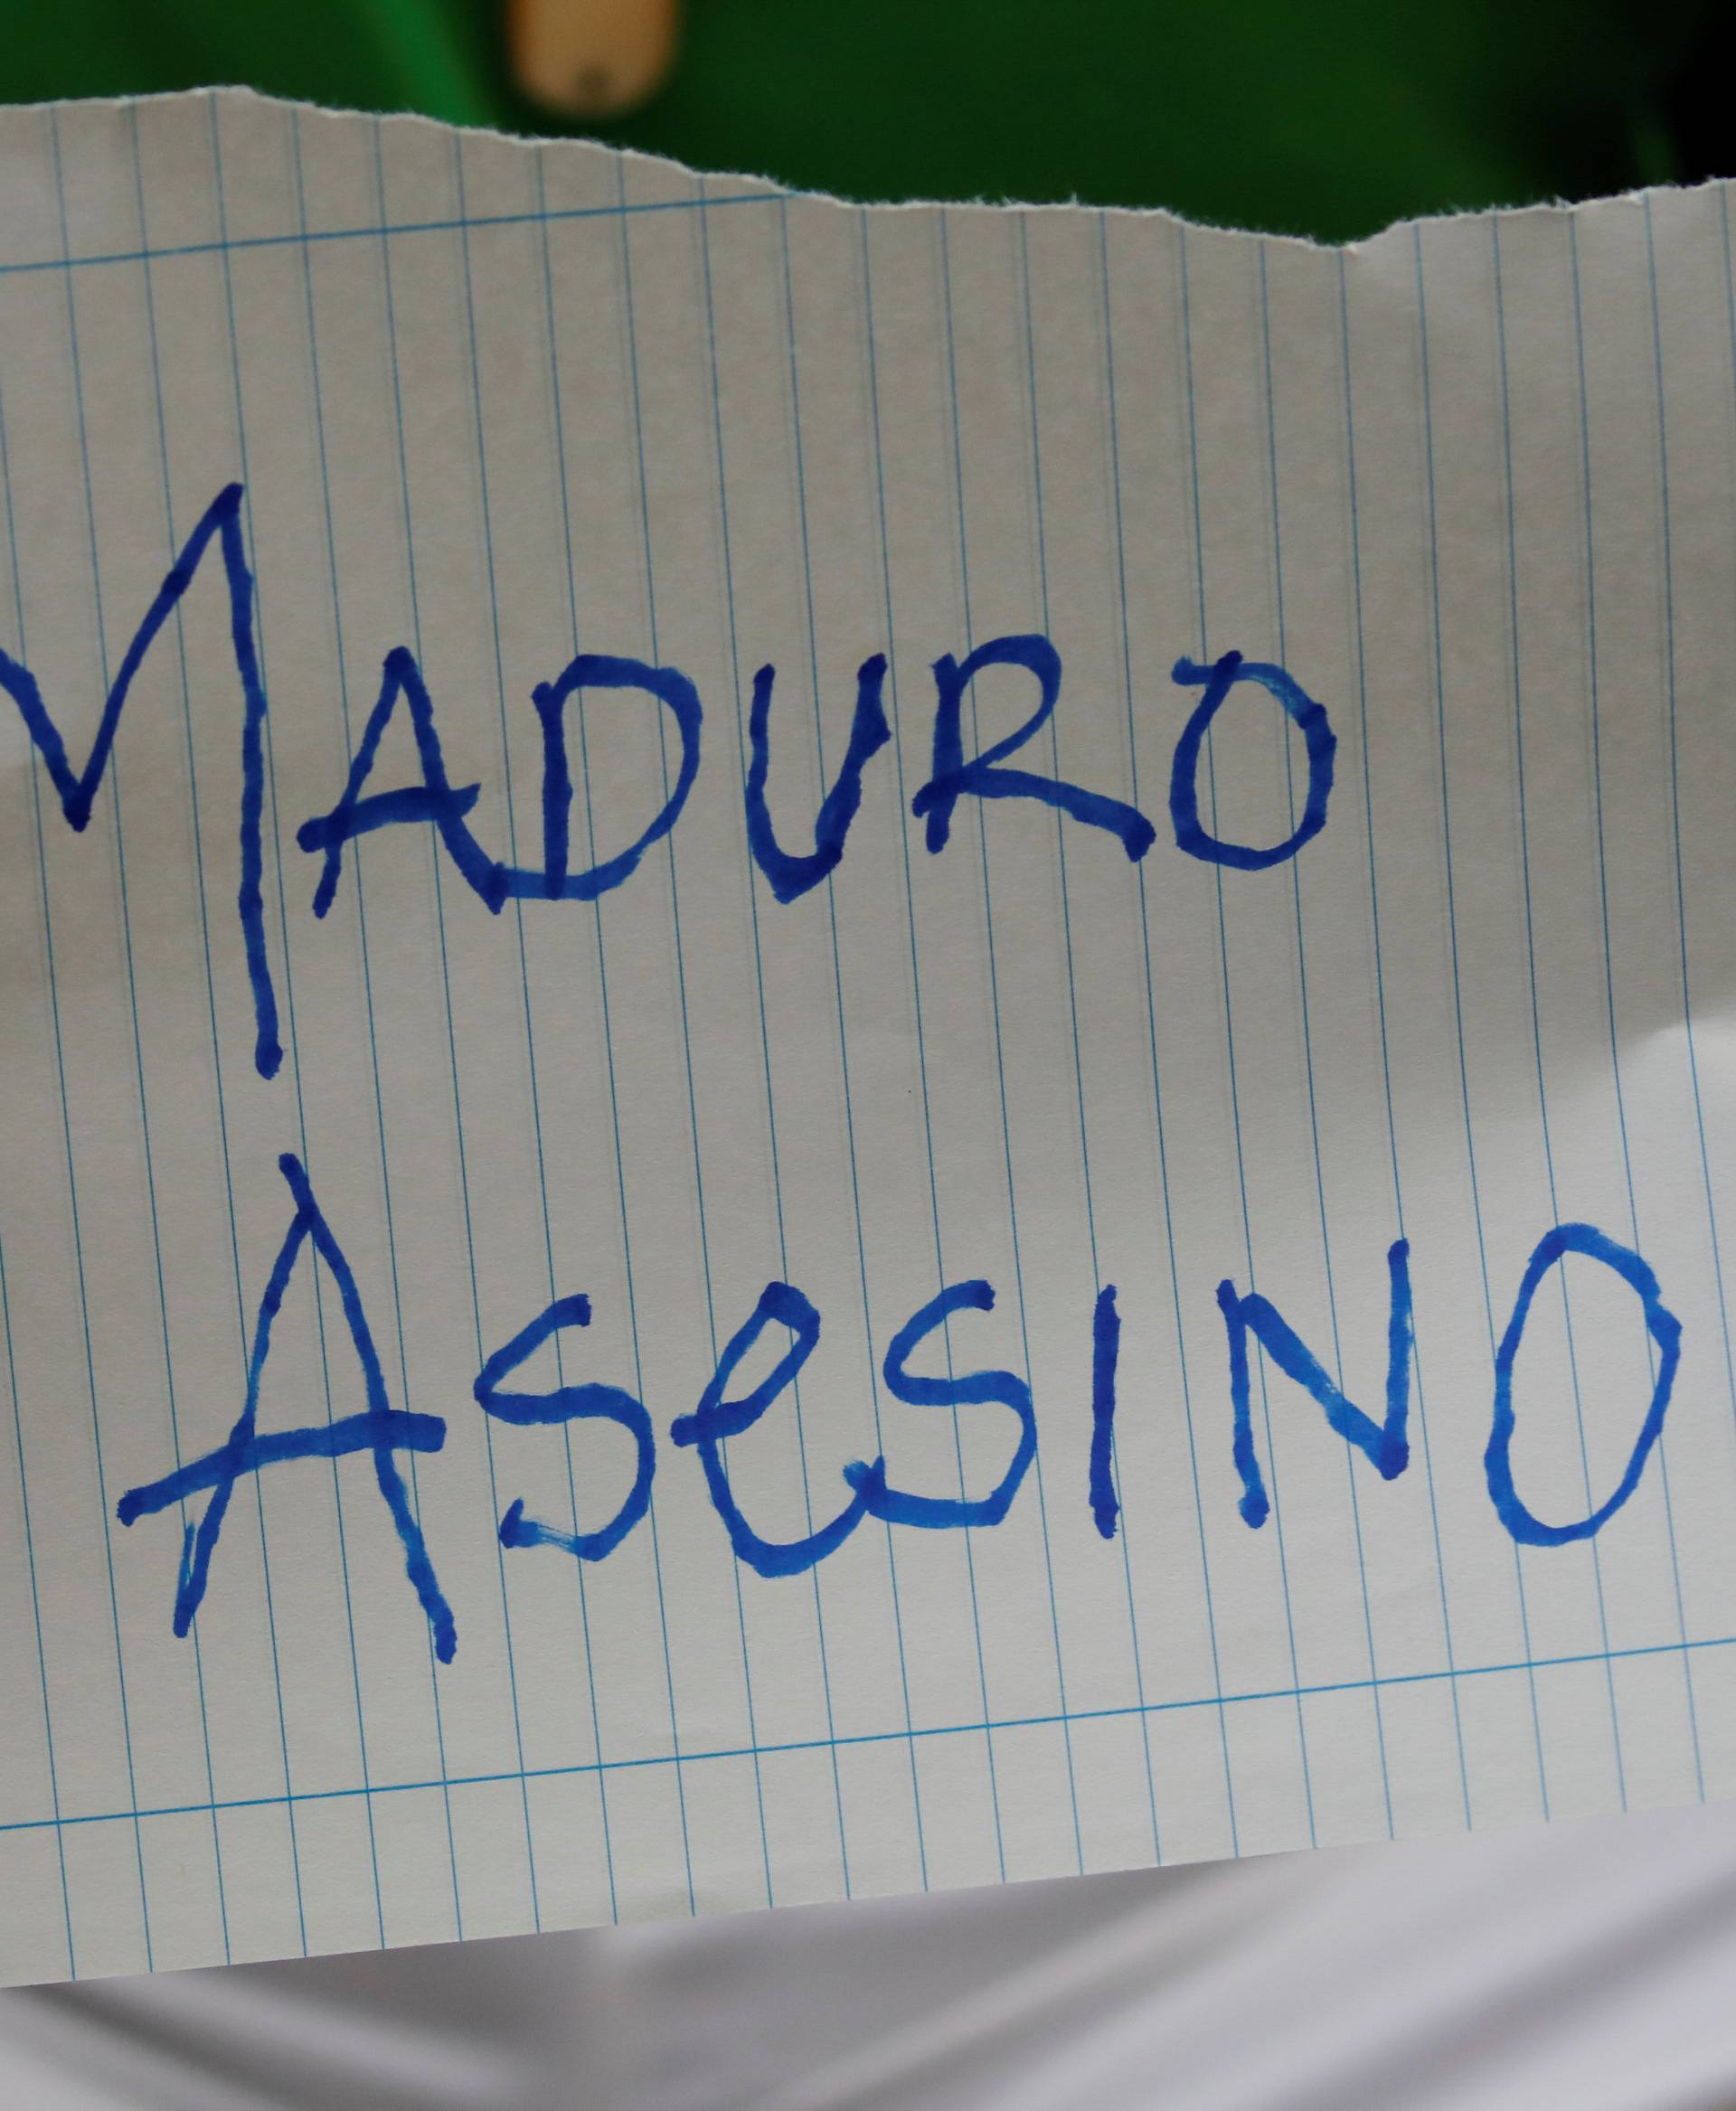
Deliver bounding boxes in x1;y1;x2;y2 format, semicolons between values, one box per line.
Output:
506;0;681;117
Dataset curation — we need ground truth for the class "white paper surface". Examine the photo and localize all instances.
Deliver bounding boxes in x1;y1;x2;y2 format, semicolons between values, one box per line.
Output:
2;88;1734;1987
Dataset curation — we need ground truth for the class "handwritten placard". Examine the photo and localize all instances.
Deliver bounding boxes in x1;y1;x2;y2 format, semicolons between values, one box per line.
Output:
2;90;1734;1985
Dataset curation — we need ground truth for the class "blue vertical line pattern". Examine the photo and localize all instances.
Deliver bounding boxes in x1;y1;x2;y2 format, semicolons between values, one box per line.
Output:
1014;213;1158;1865
1569;212;1702;1792
773;188;917;1895
126;100;258;1959
817;201;927;1886
1094;210;1240;1854
367;115;543;1930
0;1210;76;1974
201;99;316;1956
454;133;620;1921
18;106;155;1970
613;152;758;1918
1699;189;1736;1433
61;104;241;1956
1177;224;1317;1847
1660;189;1736;1584
617;160;781;1917
690;178;877;1896
279;106;467;1947
0;402;71;1984
936;204;1080;1877
1256;240;1393;1840
1411;222;1550;1815
526;146;652;1923
856;206;1005;1879
1488;219;1627;1805
221;104;393;1952
1333;250;1472;1831
233;103;394;1955
533;142;696;1917
673;188;791;1915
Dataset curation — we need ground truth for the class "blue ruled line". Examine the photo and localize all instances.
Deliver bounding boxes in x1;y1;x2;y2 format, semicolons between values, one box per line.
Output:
1095;209;1241;1858
936;203;1063;1883
368;112;544;1935
854;205;943;1890
1335;250;1472;1832
759;189;856;1893
1489;217;1627;1810
526;142;629;1925
0;375;75;1991
1654;187;1736;1736
612;149;709;1920
12;106;156;1974
684;193;789;1914
456;129;623;1925
533;140;696;1922
1178;221;1317;1850
1570;208;1702;1795
1014;210;1144;1871
0;1210;74;1974
249;106;393;1957
1412;221;1552;1819
4;1633;1730;1842
861;207;1008;1884
125;97;241;1963
1260;238;1393;1842
207;91;317;1960
0;190;783;281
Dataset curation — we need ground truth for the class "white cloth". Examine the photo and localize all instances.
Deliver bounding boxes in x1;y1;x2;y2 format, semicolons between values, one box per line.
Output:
5;1800;1736;2109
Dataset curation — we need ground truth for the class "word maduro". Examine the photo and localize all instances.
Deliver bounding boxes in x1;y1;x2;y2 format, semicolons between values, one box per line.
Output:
2;484;1337;1085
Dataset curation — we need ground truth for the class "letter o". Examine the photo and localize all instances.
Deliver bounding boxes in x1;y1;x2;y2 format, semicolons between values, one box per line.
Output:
1169;650;1336;871
1485;1223;1682;1548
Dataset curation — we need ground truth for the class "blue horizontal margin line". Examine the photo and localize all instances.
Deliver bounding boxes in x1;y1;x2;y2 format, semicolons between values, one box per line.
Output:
0;189;787;280
2;1630;1731;1840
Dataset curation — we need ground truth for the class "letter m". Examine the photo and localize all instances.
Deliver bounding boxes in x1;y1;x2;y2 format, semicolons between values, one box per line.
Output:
1216;1239;1412;1528
0;482;281;1077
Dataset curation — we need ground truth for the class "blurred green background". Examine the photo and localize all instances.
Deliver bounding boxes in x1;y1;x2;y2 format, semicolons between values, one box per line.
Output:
0;0;1722;241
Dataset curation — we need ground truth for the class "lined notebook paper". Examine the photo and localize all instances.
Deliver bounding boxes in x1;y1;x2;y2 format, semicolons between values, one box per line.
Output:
3;88;1735;1987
